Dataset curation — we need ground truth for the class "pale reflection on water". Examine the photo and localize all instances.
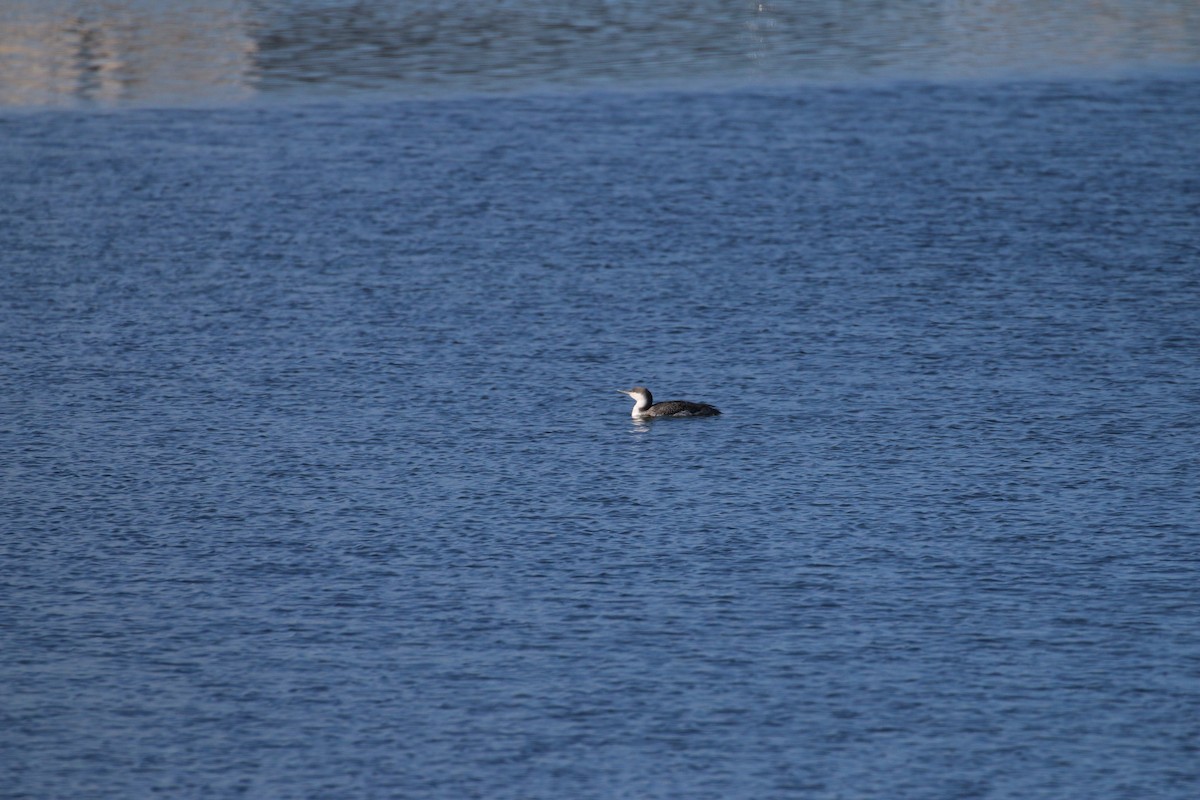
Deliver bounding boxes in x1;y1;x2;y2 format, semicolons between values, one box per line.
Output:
2;0;1199;105
0;1;259;106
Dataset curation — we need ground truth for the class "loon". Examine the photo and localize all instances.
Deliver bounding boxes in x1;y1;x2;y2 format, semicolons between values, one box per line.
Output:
617;386;721;419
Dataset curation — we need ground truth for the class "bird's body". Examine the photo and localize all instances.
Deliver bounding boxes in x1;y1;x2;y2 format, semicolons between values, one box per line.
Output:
617;386;721;419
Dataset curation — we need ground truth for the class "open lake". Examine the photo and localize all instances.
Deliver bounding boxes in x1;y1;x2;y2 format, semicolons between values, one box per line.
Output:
2;2;1199;798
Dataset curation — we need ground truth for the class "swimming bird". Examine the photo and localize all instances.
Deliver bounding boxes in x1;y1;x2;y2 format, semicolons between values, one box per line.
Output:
617;386;721;418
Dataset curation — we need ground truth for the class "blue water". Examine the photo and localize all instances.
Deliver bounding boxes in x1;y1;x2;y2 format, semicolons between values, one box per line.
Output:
3;5;1200;799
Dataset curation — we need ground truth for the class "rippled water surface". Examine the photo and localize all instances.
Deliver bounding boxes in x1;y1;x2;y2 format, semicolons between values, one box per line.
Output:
5;76;1199;799
2;0;1200;104
3;3;1200;799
